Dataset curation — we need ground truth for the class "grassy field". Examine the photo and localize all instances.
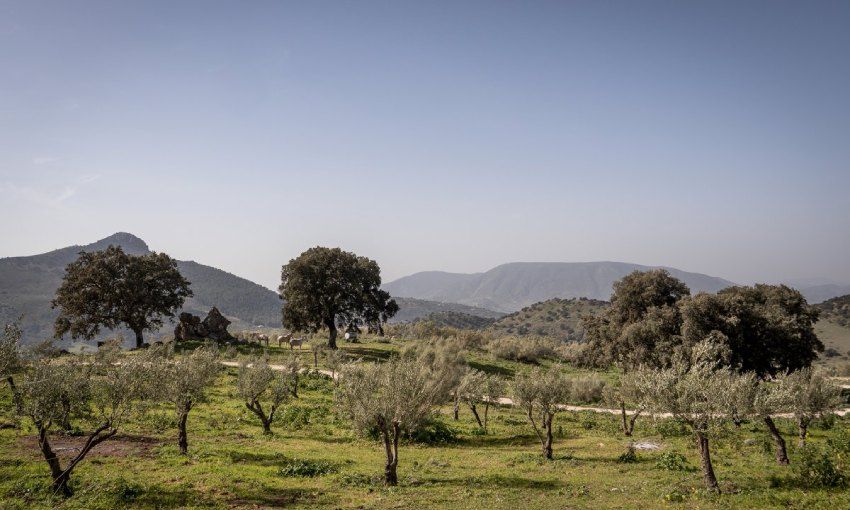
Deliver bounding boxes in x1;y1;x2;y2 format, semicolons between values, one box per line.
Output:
1;339;849;509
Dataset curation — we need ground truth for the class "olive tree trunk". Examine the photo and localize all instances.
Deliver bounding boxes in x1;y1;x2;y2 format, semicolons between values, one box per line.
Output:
763;416;790;465
178;408;190;455
469;403;483;428
37;421;116;497
380;420;400;486
696;431;719;491
798;417;810;447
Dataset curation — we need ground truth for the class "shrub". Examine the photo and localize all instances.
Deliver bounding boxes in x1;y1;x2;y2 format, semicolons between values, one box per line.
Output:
486;336;559;363
277;458;338;477
792;445;845;488
655;452;691;471
617;445;638;463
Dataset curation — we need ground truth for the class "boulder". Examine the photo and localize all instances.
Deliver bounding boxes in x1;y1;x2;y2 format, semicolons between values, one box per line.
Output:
174;307;236;343
202;307;235;342
174;312;206;341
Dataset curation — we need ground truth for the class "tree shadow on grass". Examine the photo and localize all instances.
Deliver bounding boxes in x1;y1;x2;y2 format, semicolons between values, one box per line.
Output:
455;433;540;448
228;486;320;507
467;360;515;377
423;474;562;490
341;346;394;362
227;450;290;466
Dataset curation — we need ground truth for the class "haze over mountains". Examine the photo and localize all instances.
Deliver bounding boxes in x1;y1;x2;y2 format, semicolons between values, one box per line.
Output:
383;262;736;312
2;233;847;344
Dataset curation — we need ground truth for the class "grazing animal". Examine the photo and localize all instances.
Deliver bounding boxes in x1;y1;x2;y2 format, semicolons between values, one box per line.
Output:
277;333;293;348
289;337;304;350
257;333;269;347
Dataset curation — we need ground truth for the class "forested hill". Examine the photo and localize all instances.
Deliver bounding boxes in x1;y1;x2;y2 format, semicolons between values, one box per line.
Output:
487;298;609;342
0;233;282;344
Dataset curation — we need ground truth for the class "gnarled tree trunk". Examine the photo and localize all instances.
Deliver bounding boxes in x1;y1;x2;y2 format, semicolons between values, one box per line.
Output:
543;414;554;460
380;419;400;486
178;407;190;455
469;403;483;428
696;431;719;491
763;416;790;465
798;417;810;447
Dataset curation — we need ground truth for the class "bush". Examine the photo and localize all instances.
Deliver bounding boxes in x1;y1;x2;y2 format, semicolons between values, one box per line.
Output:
407;418;459;445
277;458;338;477
792;445;846;488
485;336;559;363
655;452;691;471
618;445;638;463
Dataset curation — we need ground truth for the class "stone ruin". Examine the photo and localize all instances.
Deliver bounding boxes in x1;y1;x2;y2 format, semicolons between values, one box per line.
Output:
174;307;237;343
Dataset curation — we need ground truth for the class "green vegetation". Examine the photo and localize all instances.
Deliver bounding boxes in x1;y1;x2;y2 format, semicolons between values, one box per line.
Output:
487;298;607;341
418;311;498;330
2;338;850;509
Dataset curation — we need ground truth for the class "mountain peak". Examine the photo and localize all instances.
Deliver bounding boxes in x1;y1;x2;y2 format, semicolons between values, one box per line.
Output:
88;232;150;255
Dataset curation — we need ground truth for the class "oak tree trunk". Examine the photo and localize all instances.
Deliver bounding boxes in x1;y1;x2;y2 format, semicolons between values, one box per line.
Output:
134;329;144;349
764;416;790;465
326;318;338;350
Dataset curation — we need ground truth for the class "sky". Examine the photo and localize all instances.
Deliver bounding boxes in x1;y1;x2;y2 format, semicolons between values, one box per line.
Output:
1;0;849;290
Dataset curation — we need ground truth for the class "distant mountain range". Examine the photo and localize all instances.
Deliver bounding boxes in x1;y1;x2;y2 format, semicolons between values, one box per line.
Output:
383;262;736;312
0;233;282;344
0;233;503;344
3;233;845;344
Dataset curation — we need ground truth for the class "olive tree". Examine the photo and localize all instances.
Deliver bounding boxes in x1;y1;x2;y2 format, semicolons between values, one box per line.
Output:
783;368;842;446
236;358;293;434
52;246;192;348
626;340;752;491
280;352;301;398
335;358;443;485
16;353;155;496
457;369;504;433
581;270;690;435
752;377;794;465
682;284;824;464
1;322;24;412
512;367;576;460
158;345;220;454
280;247;396;349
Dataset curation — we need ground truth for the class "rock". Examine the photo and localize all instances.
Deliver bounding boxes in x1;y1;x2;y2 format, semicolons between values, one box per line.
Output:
174;312;205;341
202;307;235;342
743;438;757;446
632;441;661;450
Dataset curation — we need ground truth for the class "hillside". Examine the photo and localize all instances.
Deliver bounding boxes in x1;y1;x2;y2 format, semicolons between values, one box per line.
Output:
0;233;282;344
816;295;850;327
813;295;850;366
415;311;499;329
384;261;735;312
487;298;608;342
390;297;504;323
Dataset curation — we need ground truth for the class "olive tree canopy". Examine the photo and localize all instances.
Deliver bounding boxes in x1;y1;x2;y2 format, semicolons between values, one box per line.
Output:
52;246;192;348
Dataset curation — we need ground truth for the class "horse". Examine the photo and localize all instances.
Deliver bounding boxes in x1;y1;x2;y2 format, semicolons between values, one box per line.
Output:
276;333;293;348
289;337;304;350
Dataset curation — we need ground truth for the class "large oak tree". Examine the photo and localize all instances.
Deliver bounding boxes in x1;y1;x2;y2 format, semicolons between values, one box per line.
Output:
52;246;192;348
279;247;396;349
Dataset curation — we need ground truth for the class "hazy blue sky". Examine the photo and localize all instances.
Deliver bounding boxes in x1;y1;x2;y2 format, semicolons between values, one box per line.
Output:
1;1;848;289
